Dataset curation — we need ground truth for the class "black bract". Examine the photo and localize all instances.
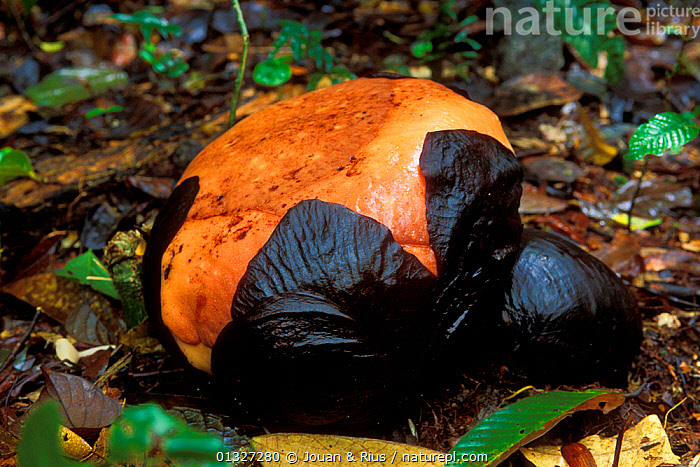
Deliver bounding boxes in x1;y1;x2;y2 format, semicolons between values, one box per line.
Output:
420;130;523;351
501;229;642;383
213;200;436;425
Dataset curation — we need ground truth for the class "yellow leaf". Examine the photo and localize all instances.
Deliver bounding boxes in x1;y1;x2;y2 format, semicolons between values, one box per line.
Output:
578;106;618;165
60;426;92;459
0;96;36;139
251;433;447;467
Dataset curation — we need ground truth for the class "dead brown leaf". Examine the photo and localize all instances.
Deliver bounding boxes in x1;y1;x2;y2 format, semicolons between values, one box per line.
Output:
39;367;122;429
492;73;583;117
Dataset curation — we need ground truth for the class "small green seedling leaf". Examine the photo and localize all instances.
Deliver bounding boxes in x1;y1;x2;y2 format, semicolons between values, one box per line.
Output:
111;11;181;40
16;401;83;467
258;20;354;90
448;389;624;466
411;40;433;58
253;56;293;86
627;112;699;160
138;47;157;65
0;147;41;186
85;105;124;118
276;20;311;60
152;51;189;77
55;250;120;300
24;67;128;107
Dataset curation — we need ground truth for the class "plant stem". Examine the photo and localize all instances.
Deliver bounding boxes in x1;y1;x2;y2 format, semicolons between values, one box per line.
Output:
229;0;250;128
627;154;650;232
0;307;41;375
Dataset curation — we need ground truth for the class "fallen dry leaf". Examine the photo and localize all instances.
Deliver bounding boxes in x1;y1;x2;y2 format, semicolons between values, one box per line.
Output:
0;95;36;138
520;414;680;467
492;73;583;117
39;367;122;429
251;433;447;467
577;106;618;166
519;182;570;215
4;273;113;326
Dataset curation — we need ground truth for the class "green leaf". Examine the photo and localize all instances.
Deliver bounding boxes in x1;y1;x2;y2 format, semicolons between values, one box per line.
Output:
168;60;190;78
24;67;128;107
55;250;120;300
411;41;433;58
458;15;477;27
448;390;624;466
111;11;181;40
152;52;189;77
627;112;700;160
537;0;623;84
307;39;330;72
610;212;663;231
602;36;625;84
253;57;293;86
0;147;40;186
439;0;458;22
108;404;225;465
262;19;351;88
85;105;124;118
16;401;84;467
138;48;156;65
277;20;310;60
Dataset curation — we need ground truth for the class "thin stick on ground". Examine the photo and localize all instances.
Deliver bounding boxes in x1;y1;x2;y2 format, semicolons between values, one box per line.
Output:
228;0;250;129
0;308;42;375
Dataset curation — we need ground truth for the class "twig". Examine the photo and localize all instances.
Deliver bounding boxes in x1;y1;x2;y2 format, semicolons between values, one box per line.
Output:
228;0;250;128
93;347;133;389
663;396;687;430
7;0;41;60
611;416;633;467
0;308;42;375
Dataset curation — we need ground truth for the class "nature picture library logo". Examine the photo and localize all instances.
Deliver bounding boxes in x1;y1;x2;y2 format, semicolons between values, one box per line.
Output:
485;1;700;39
